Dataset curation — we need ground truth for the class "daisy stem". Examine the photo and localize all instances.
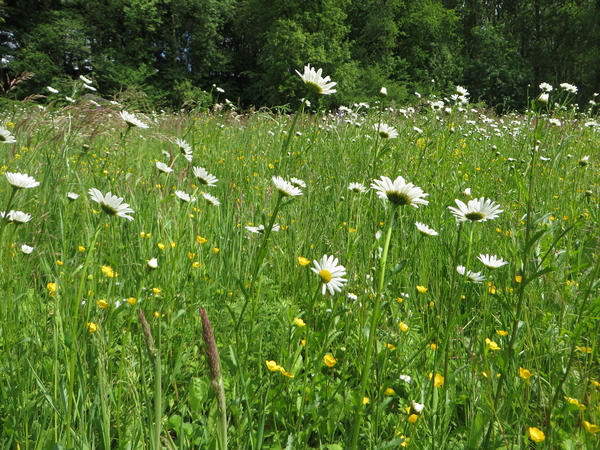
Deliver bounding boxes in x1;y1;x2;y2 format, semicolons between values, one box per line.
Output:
279;96;308;172
350;206;396;450
0;188;17;250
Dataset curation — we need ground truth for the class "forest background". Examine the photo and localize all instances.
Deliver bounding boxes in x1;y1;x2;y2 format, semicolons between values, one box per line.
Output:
1;0;600;112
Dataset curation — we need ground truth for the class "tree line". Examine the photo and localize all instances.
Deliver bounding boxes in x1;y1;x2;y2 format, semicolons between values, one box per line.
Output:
1;0;599;112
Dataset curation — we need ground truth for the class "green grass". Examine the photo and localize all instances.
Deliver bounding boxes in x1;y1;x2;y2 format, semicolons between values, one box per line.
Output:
0;97;599;450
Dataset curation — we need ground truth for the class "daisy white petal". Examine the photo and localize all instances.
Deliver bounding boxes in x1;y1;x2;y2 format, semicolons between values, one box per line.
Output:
120;111;149;129
21;244;34;254
415;222;438;236
193;167;218;186
448;197;502;222
290;177;306;188
348;182;367;193
272;176;303;197
456;266;486;283
202;192;220;206
371;176;429;208
174;190;194;203
67;192;80;201
147;258;158;269
477;254;508;269
0;126;17;144
374;123;398;139
5;172;39;189
295;64;337;95
88;188;135;220
311;254;347;295
8;210;32;224
176;139;193;162
156;161;174;173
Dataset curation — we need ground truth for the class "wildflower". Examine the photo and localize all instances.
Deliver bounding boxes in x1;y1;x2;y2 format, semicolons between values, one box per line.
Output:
591;379;600;387
290;177;306;188
578;156;589;167
120;111;149;129
430;343;437;350
294;318;306;327
537;92;549;104
156;161;173;173
196;236;208;244
193;167;218;186
280;369;294;378
374;123;398;139
212;247;220;254
407;414;418;423
583;421;600;434
384;343;396;350
324;354;338;367
448;197;502;222
564;396;586;410
412;401;425;414
126;297;137;306
174;190;194;203
175;139;193;162
485;338;501;350
298;256;310;266
295;64;337;95
272;176;303;197
560;83;578;94
348;182;367;193
56;260;63;266
415;222;438;236
429;373;444;387
477;254;508;269
385;388;395;396
380;87;387;96
101;266;117;278
312;254;347;295
400;375;412;383
362;397;370;405
416;285;428;293
78;246;85;252
47;86;59;94
371;176;429;208
192;261;201;268
539;82;553;92
158;243;166;250
88;188;135;220
5;172;40;189
8;211;32;224
456;266;486;283
515;275;522;283
202;193;220;206
87;322;98;333
67;192;79;201
496;330;509;336
0;127;17;144
82;84;97;91
147;258;158;270
399;322;409;332
576;346;593;354
47;282;58;297
97;300;109;309
266;360;282;372
519;367;533;379
528;427;545;443
246;224;280;234
21;244;34;254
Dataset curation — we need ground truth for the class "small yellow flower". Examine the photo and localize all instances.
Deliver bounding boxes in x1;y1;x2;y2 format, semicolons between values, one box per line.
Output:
152;287;161;294
407;414;418;423
400;435;410;447
590;379;600;387
97;299;109;309
349;228;357;233
430;343;438;351
564;396;586;410
126;297;137;306
362;397;370;405
583;421;600;434
47;282;58;297
399;322;409;332
87;322;98;333
213;247;220;254
485;338;501;350
429;301;434;307
519;367;533;380
528;427;545;442
158;243;166;249
102;265;117;277
515;275;522;283
56;260;63;266
170;242;176;248
416;285;428;293
384;388;396;396
496;330;509;336
429;373;444;387
192;261;201;268
324;354;337;367
188;252;196;259
280;369;294;378
298;256;310;266
78;246;86;252
196;236;208;244
300;339;306;347
294;318;306;327
266;360;282;372
576;346;593;354
384;343;396;351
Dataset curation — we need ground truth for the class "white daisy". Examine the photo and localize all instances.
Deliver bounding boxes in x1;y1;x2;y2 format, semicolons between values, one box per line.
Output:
560;83;577;94
400;374;412;383
147;258;158;270
579;156;589;167
456;266;486;283
175;139;193;162
193;167;218;186
120;111;149;129
311;254;347;295
174;190;194;202
202;192;220;206
5;172;40;189
8;210;32;224
371;176;429;208
290;177;306;188
448;198;502;223
295;64;337;95
0;127;16;144
47;86;59;94
412;401;425;414
67;192;79;201
245;224;280;234
272;176;303;197
21;244;34;254
374;123;398;139
156;161;173;173
539;82;553;92
88;188;135;220
348;182;367;193
415;222;438;236
477;254;508;269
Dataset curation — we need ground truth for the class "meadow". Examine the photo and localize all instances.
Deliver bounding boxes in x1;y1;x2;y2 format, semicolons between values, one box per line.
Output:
0;73;599;450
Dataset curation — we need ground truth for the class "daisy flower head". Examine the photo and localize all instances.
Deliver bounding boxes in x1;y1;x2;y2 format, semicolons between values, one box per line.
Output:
374;123;398;139
202;192;220;206
560;83;578;94
246;224;281;234
415;222;438;236
448;197;502;223
156;161;173;173
456;266;486;283
120;110;149;129
8;210;32;225
0;126;17;144
174;190;194;203
175;139;193;162
290;177;306;188
348;182;367;193
371;176;429;208
477;254;508;269
5;172;40;189
67;192;80;201
272;176;303;197
21;244;34;254
539;82;553;92
193;167;218;186
311;254;347;295
88;188;135;220
295;64;337;95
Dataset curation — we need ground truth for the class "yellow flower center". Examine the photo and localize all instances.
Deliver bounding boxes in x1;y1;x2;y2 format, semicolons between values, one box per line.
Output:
319;269;332;283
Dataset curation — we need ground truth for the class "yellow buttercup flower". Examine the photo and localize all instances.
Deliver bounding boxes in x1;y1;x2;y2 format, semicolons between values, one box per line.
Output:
196;236;208;244
384;388;395;396
519;367;533;379
590;379;600;387
407;414;418;423
280;369;294;378
384;343;396;351
47;282;58;297
485;338;501;350
514;275;522;283
298;256;310;266
583;421;600;434
576;346;593;354
528;427;545;442
362;397;370;405
158;243;166;249
429;373;444;387
324;354;337;367
78;246;86;252
266;360;282;372
564;396;586;410
97;299;109;309
430;343;438;351
294;318;306;327
192;261;201;268
56;260;63;266
101;265;117;277
126;297;137;306
416;285;428;293
87;322;98;333
496;330;509;336
213;247;220;254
